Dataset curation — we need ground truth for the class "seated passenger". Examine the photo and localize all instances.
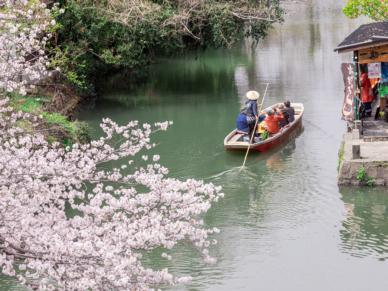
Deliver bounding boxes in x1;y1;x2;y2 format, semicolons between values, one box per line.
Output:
278;104;289;129
283;100;295;122
264;108;284;135
236;106;249;133
236;106;265;134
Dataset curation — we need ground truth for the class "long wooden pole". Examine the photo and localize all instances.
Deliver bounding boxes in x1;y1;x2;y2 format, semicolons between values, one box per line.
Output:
240;84;269;171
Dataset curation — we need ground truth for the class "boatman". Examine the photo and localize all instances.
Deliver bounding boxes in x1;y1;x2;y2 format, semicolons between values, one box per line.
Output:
360;67;373;117
264;108;284;136
245;91;262;141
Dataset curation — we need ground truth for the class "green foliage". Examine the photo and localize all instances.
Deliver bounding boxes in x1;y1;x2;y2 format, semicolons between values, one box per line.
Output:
73;121;93;144
42;112;70;126
356;166;375;186
343;0;388;21
9;94;92;146
55;0;284;95
41;113;93;144
365;177;375;186
337;142;345;173
357;166;366;180
9;94;46;112
20;98;42;112
62;138;73;152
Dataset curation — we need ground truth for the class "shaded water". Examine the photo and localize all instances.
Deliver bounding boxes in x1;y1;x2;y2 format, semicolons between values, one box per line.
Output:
3;0;388;290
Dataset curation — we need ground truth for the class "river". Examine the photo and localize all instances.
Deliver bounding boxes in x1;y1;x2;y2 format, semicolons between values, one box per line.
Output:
3;0;388;290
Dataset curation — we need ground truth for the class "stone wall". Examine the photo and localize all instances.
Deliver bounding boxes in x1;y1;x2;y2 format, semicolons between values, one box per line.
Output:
338;161;388;186
338;133;388;186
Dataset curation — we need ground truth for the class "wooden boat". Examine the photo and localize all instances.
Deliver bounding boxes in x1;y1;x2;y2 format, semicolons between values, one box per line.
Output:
224;103;304;152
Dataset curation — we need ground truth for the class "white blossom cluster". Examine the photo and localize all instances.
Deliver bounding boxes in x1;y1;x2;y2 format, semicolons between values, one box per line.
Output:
0;97;224;290
0;0;64;96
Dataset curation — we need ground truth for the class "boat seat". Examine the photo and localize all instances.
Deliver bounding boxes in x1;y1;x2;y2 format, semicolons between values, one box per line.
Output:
229;134;244;143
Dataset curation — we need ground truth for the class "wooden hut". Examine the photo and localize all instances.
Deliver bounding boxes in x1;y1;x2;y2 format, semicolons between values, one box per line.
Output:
335;22;388;121
334;21;388;120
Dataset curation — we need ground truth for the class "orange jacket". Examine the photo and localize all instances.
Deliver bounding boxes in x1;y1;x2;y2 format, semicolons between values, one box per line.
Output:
264;111;285;134
361;73;373;103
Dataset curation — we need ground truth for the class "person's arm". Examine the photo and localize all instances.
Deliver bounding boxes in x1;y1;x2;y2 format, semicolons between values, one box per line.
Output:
275;110;285;121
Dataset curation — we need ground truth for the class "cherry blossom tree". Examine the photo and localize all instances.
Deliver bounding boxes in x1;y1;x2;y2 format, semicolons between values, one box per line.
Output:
0;97;224;290
0;0;65;97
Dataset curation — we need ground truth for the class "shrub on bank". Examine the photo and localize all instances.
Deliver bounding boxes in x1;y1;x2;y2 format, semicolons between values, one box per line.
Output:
8;93;92;147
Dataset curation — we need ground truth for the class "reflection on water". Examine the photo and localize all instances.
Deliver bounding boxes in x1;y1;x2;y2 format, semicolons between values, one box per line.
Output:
265;142;297;173
266;152;285;173
339;187;388;260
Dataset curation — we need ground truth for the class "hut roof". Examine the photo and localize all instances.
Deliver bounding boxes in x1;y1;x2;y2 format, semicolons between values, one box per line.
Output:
335;21;388;53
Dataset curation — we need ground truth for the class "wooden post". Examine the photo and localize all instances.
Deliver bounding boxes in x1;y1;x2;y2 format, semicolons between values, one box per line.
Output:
352;145;360;159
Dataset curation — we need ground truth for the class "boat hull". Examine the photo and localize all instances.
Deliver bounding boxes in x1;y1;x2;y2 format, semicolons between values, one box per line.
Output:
224;103;304;152
251;116;302;151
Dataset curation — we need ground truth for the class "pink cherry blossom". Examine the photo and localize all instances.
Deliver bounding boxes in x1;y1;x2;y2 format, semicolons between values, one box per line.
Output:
0;93;224;290
0;1;65;97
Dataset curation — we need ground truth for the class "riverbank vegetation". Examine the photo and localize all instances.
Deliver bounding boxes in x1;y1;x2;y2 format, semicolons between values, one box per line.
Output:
8;92;92;147
54;0;286;95
0;0;296;99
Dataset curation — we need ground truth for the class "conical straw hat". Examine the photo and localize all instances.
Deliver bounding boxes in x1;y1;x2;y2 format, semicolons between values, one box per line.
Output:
246;91;260;100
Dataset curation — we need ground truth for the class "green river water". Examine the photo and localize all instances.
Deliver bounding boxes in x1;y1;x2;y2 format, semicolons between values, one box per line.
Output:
3;0;388;290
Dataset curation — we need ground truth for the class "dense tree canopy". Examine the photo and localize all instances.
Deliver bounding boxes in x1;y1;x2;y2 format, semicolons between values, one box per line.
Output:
53;0;285;94
343;0;388;21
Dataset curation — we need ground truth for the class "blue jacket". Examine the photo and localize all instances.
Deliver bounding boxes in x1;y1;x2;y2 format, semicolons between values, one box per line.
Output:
236;113;248;130
237;113;265;130
246;100;258;116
